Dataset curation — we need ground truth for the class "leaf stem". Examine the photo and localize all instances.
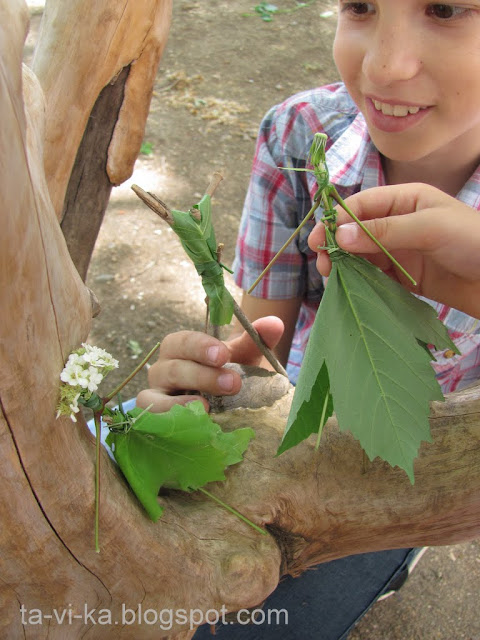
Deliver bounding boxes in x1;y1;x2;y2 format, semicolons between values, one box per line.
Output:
199;488;267;535
104;342;161;403
247;200;321;294
93;411;102;553
315;389;330;450
330;187;417;286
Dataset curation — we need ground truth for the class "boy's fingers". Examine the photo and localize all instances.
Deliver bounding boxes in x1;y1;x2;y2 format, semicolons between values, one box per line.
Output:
334;183;438;226
307;219;327;250
335;217;413;253
158;330;231;366
336;208;454;256
148;358;242;396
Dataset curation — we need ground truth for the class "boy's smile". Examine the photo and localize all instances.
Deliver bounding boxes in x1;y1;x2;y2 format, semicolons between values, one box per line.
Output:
333;0;480;176
365;96;432;133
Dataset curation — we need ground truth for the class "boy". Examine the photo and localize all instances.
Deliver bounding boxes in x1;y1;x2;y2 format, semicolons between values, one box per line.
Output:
139;2;480;637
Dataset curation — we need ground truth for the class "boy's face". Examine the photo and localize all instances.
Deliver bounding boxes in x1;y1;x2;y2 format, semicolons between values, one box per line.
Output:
333;1;480;167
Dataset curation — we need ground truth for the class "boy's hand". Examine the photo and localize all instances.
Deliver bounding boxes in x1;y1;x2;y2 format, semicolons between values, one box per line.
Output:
136;316;284;413
309;183;480;318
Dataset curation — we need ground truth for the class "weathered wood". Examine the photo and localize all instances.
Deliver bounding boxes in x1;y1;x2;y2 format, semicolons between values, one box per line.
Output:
32;0;172;218
1;4;280;638
1;1;479;638
212;384;480;575
60;66;130;281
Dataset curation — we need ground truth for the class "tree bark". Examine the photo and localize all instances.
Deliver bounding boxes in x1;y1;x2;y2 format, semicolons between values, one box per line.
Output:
0;1;479;638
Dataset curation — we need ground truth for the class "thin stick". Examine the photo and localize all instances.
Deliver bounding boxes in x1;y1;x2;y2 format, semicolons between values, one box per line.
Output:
205;171;224;198
105;342;161;403
94;412;102;553
199;488;267;535
131;184;174;224
247;200;321;294
232;300;288;378
330;187;417;286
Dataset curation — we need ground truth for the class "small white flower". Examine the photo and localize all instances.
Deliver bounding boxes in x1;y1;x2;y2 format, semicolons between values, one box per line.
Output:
60;362;84;386
81;344;119;369
85;366;104;392
73;369;89;388
69;393;81;421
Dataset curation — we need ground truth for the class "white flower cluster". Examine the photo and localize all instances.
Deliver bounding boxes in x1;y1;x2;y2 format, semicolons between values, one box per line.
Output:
57;344;119;422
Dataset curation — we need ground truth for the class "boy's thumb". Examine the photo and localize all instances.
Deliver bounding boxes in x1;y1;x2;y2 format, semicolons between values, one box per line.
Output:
336;218;408;254
228;316;284;366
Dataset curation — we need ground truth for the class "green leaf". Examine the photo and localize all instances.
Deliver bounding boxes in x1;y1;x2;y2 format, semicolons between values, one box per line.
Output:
279;254;458;482
354;255;458;354
106;402;254;521
171;195;234;325
277;359;333;455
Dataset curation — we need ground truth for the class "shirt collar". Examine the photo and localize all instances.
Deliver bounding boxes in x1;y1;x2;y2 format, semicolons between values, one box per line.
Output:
326;112;385;191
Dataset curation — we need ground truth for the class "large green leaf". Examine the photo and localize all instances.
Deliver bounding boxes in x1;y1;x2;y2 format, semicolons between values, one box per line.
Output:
106;402;254;520
279;253;458;482
171;195;234;325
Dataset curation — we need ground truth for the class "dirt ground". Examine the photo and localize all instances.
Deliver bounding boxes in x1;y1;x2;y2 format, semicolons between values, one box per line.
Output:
27;1;479;638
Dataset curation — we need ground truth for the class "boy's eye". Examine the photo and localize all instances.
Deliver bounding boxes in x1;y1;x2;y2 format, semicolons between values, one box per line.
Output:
426;4;470;19
340;2;376;17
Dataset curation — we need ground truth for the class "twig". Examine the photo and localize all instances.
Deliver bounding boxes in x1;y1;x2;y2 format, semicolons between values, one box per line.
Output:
232;299;288;378
205;171;223;197
131;185;174;224
216;242;224;266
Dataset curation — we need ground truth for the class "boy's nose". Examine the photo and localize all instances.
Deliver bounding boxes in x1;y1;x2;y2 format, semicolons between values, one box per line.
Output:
362;24;422;87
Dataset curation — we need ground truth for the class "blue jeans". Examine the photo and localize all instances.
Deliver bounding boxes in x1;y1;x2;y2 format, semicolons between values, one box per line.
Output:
193;548;418;639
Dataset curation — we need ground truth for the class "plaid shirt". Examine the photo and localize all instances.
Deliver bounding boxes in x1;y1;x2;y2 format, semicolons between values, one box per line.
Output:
233;82;480;391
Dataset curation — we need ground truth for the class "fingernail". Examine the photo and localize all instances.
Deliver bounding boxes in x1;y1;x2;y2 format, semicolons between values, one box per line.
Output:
218;373;234;391
336;223;359;247
207;346;220;363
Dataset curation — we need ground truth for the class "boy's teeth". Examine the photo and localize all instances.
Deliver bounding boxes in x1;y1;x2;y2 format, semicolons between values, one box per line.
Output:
373;100;421;117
